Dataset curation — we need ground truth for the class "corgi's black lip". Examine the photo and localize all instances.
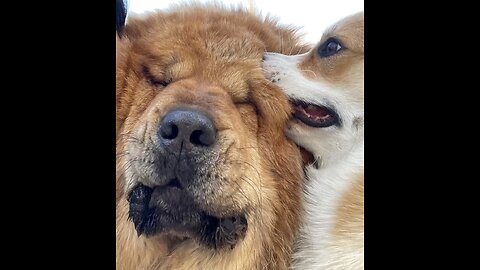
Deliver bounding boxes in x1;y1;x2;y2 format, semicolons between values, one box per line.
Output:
290;99;341;128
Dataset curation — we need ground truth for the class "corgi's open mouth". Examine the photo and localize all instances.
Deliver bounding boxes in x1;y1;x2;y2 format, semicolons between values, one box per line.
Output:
291;100;340;128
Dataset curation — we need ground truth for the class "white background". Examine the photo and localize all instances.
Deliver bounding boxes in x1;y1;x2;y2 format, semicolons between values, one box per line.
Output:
127;0;364;44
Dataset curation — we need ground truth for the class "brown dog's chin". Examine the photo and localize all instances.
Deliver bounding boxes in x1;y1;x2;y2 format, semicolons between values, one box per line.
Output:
128;184;248;250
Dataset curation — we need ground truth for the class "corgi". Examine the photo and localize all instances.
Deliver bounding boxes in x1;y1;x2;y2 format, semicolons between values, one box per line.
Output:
263;12;364;269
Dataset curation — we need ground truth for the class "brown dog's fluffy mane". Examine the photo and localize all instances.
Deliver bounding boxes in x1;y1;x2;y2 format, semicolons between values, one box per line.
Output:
116;4;310;269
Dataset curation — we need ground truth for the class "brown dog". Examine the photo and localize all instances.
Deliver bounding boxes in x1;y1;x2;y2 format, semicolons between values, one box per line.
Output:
116;4;310;270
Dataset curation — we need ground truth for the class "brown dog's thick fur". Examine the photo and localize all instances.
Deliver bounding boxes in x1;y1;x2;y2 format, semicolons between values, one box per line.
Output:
116;4;310;270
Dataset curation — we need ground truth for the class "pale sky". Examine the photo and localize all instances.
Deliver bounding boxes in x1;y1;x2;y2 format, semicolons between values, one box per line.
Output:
127;0;364;45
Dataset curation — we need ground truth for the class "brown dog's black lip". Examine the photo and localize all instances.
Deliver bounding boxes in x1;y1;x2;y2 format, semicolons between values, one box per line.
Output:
291;99;340;128
128;183;248;249
200;215;248;249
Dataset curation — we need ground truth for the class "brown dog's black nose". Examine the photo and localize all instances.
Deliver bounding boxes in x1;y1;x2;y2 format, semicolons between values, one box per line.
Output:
158;108;216;148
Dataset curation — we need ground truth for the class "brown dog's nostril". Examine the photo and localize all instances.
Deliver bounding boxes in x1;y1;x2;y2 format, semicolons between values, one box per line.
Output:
160;122;179;140
190;130;209;146
158;108;216;147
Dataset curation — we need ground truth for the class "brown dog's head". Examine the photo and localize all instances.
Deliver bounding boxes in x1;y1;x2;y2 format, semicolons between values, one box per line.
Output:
116;5;309;269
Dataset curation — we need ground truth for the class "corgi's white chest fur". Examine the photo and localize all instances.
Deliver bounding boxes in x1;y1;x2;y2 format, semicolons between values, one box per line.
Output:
291;142;363;270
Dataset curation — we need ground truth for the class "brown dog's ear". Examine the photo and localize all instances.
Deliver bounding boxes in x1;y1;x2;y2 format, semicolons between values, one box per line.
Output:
123;16;152;40
124;12;167;41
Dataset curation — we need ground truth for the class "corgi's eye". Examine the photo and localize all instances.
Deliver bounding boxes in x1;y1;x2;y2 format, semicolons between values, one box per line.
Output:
318;38;343;58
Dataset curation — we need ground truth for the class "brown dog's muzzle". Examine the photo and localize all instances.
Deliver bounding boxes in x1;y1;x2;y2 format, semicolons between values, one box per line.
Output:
125;82;249;249
155;107;217;188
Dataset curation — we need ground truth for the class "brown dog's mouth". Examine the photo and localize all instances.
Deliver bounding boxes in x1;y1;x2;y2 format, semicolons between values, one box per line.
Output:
291;99;340;128
128;183;248;249
165;178;183;189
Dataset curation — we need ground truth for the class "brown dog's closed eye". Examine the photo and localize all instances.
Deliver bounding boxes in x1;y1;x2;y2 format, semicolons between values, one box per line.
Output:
142;65;170;87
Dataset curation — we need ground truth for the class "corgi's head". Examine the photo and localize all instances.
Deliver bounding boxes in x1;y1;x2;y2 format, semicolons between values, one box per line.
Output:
263;12;364;167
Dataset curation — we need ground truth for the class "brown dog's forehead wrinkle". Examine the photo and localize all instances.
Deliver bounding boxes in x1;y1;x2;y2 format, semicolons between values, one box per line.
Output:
171;79;233;106
143;78;243;132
